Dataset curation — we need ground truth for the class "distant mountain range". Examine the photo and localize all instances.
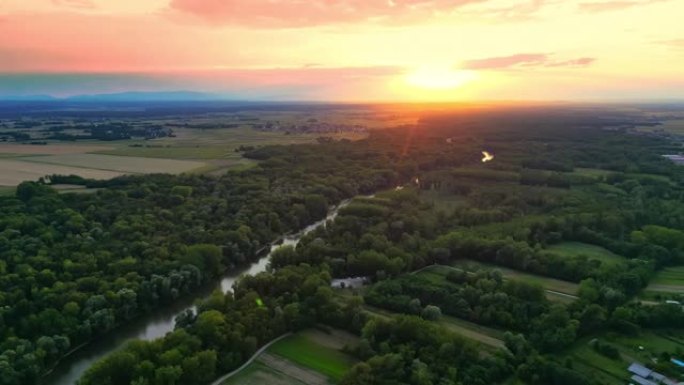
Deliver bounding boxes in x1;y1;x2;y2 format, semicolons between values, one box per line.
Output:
0;91;233;102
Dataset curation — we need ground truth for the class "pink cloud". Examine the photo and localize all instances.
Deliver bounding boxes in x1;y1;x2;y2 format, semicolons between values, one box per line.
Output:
545;57;596;67
578;0;671;13
168;0;485;27
461;53;595;70
657;39;684;50
462;53;547;69
51;0;96;9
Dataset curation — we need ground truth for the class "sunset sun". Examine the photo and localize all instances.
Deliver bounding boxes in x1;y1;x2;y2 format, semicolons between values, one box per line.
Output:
405;66;478;90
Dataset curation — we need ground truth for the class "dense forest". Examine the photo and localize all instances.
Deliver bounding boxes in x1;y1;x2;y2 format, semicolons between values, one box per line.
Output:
1;107;683;384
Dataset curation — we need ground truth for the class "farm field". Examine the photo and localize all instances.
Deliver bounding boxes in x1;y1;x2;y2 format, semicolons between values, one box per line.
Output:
0;143;114;155
438;261;580;297
222;329;358;385
0;158;125;185
646;266;684;293
573;167;614;178
634;119;684;134
564;330;684;385
546;241;626;267
100;127;366;157
361;304;505;350
440;315;506;349
419;189;466;211
20;154;205;174
220;360;309;385
268;333;356;381
0;125;369;186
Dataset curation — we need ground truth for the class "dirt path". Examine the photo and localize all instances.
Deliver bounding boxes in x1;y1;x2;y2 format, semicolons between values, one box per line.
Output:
647;284;684;293
210;333;292;385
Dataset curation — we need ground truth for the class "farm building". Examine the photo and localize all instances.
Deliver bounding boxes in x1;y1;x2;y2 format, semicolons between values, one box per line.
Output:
628;362;680;385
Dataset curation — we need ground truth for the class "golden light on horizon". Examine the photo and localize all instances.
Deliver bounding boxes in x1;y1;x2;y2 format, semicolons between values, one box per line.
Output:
405;66;478;90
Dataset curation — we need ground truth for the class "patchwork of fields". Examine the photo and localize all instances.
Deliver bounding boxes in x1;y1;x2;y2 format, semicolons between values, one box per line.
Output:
564;331;684;385
221;329;358;385
0;158;125;185
0;125;369;187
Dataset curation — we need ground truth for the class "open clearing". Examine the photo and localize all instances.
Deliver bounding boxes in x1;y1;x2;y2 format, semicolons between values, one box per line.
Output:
0;159;125;185
564;330;684;385
20;154;205;174
220;360;310;385
362;304;506;350
573;168;614;178
0;143;113;155
650;266;684;285
99;127;366;160
646;266;684;293
546;242;626;266
268;333;356;381
438;262;580;296
0;126;366;186
221;329;357;385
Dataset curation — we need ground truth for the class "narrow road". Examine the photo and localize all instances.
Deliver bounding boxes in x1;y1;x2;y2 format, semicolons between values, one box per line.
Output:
210;332;293;385
545;289;579;299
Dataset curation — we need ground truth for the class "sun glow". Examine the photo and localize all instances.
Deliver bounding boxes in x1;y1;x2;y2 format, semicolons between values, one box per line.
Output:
405;66;477;90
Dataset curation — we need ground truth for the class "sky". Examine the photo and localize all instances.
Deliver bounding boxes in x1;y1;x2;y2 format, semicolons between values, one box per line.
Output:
0;0;682;102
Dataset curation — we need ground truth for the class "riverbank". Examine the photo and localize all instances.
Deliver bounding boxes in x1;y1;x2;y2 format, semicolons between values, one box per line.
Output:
44;197;357;385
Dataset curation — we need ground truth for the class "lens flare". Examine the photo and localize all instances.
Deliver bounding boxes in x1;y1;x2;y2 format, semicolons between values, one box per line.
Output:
482;151;494;163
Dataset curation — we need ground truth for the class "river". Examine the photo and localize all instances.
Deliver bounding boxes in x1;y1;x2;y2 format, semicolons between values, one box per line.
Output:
44;198;353;385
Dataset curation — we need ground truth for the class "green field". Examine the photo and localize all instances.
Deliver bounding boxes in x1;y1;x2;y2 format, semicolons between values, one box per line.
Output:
419;189;466;212
21;153;206;174
564;330;684;385
0;186;15;195
438;262;580;296
634;119;684;134
440;315;506;349
646;266;684;293
651;266;684;286
221;361;308;385
268;334;356;381
221;329;357;385
573;167;615;178
546;242;626;267
361;304;506;350
0;125;368;186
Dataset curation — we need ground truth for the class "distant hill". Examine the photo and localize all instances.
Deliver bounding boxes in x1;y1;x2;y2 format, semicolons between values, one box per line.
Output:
65;91;229;102
0;94;58;101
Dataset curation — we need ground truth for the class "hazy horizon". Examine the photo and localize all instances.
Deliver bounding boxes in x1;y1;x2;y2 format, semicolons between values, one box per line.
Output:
1;0;683;102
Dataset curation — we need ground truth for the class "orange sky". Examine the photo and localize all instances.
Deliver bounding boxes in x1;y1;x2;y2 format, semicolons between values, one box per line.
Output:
0;0;682;101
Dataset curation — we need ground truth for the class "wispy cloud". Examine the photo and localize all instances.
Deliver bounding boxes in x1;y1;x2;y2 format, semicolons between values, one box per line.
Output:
657;39;684;50
457;0;551;22
167;0;487;27
461;53;595;70
578;0;671;13
51;0;96;9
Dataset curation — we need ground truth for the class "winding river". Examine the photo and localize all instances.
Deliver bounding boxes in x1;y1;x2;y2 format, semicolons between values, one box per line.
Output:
44;198;353;385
